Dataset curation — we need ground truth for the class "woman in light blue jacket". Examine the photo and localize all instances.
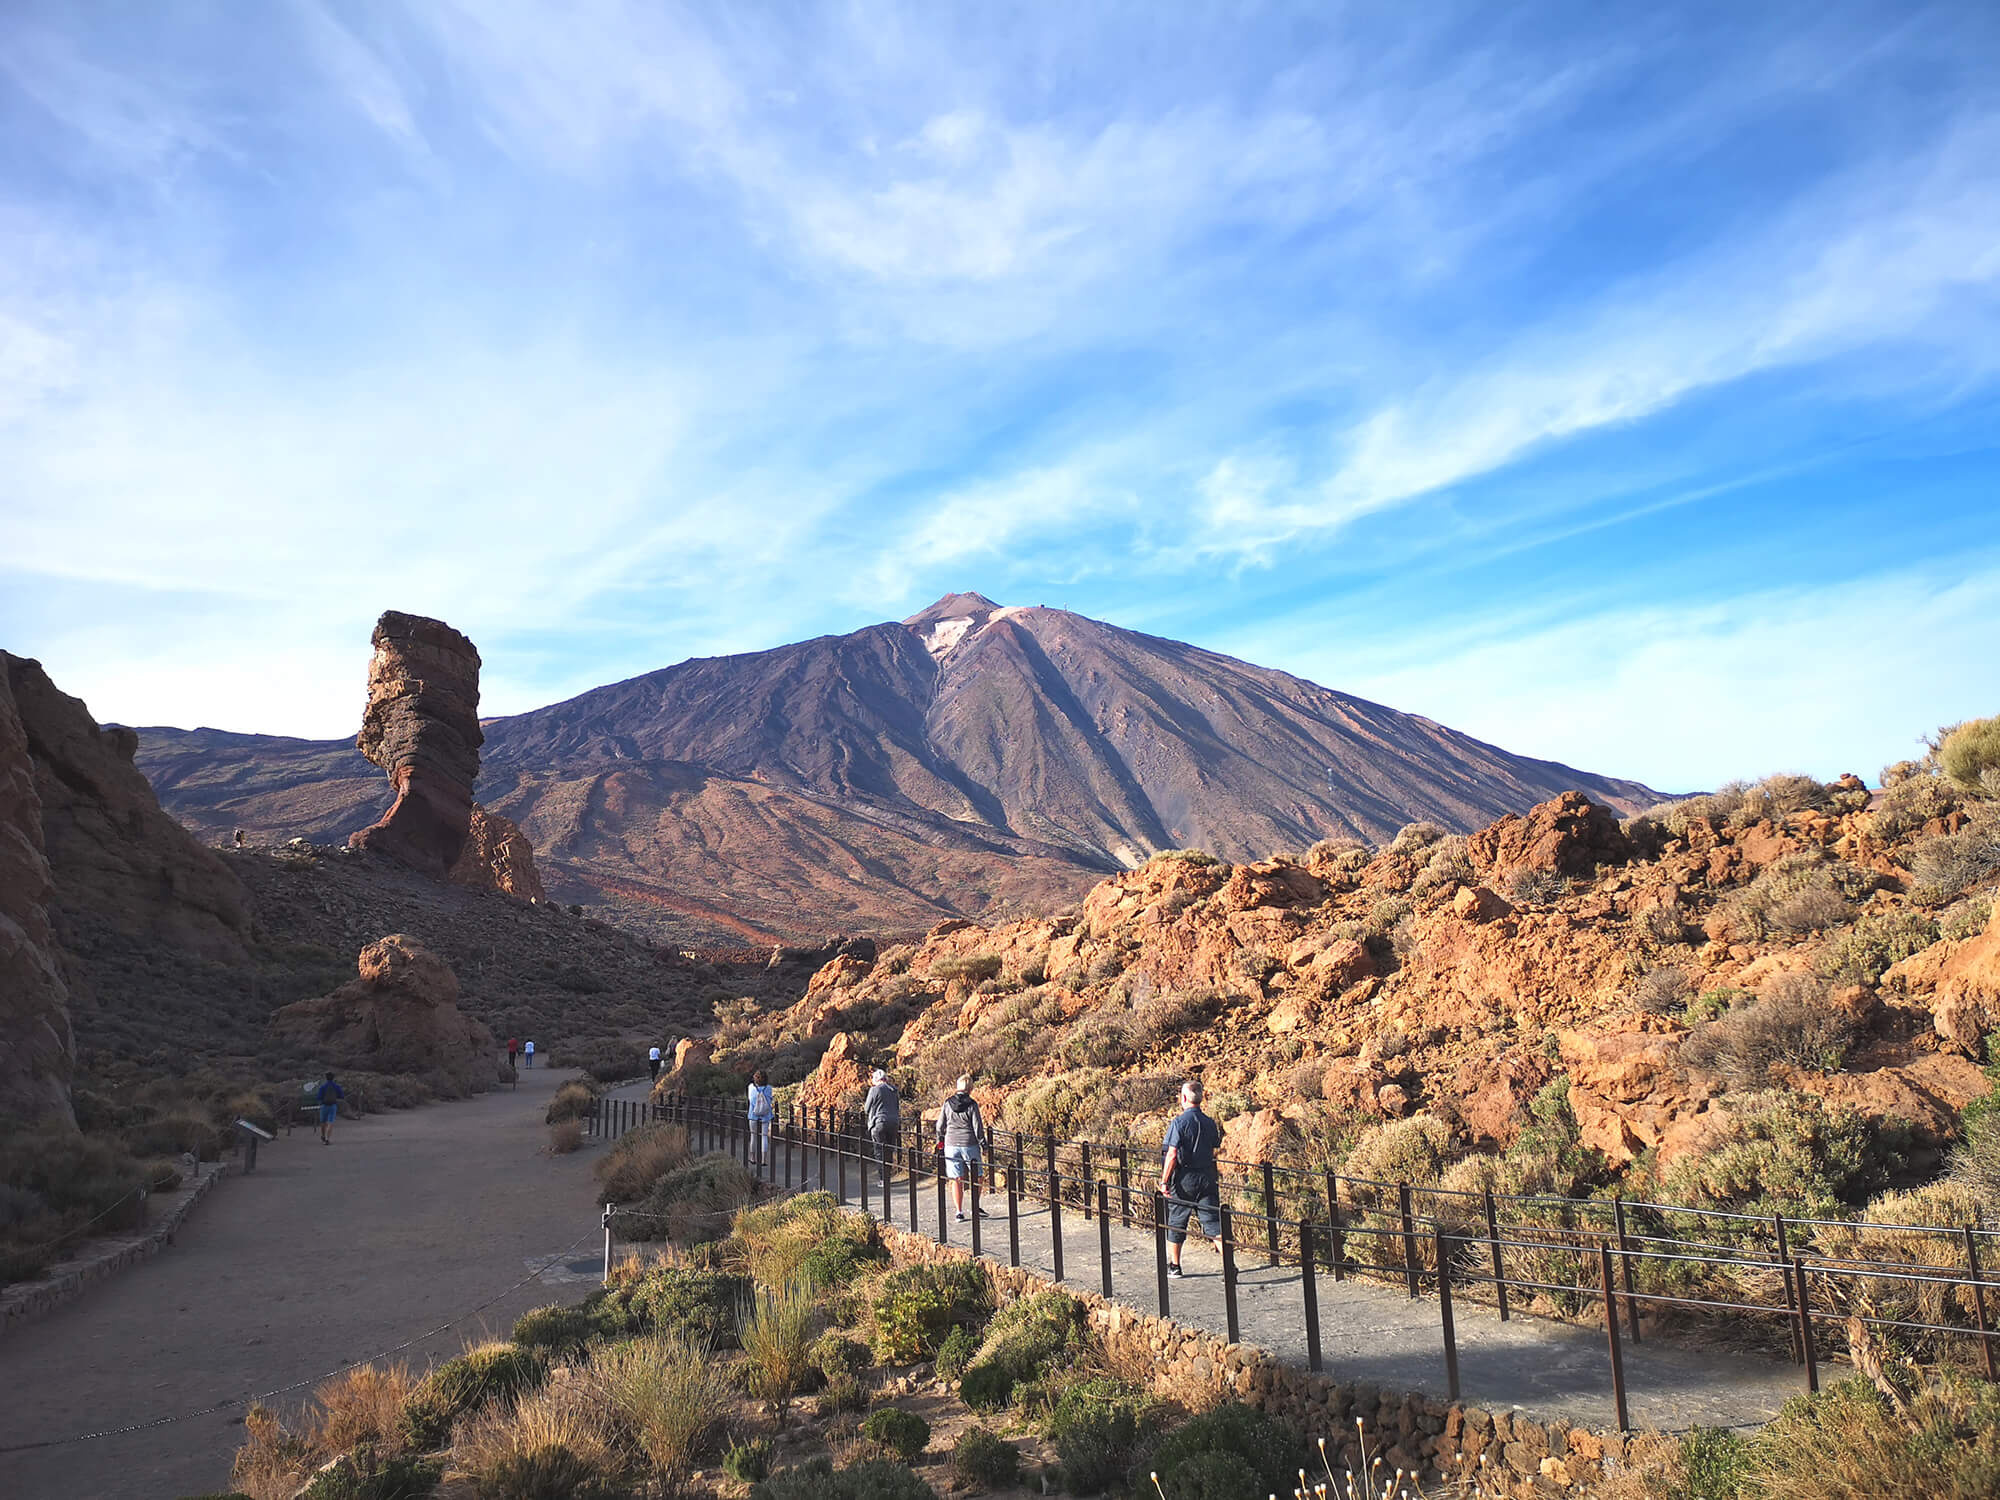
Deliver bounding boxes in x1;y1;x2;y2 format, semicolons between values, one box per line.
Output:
747;1069;775;1166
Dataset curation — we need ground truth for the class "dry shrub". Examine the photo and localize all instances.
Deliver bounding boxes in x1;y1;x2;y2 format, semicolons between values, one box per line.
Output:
1766;881;1855;935
310;1362;414;1457
1719;852;1872;939
231;1404;317;1500
1953;1107;2000;1204
1387;821;1445;855
1134;987;1222;1038
545;1080;597;1125
594;1331;729;1485
1731;772;1835;823
1869;771;1963;839
1746;1370;2000;1499
1631;965;1691;1014
1940;715;2000;797
932;952;1004;984
1502;868;1569;906
1910;820;2000;906
1816;1180;1989;1336
593;1122;691;1202
1410;834;1472;897
1340;1114;1454;1188
1681;973;1853;1089
448;1367;625;1492
1818;910;1940;988
547;1118;584;1154
739;1280;820;1422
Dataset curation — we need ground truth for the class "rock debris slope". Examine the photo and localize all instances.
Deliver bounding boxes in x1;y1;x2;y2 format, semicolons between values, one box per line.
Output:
137;594;1658;942
0;660;75;1128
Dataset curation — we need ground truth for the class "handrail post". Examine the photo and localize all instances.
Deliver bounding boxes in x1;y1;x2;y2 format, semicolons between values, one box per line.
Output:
1154;1191;1171;1316
1082;1141;1093;1221
1485;1189;1508;1320
936;1157;949;1245
1436;1227;1460;1400
1967;1225;1998;1382
970;1174;982;1258
1119;1145;1132;1227
1600;1244;1629;1431
1775;1213;1801;1363
835;1117;847;1204
1301;1219;1323;1373
1399;1181;1420;1297
1795;1258;1818;1393
1221;1205;1240;1343
1326;1170;1345;1282
1050;1166;1065;1282
1098;1181;1113;1297
1262;1161;1280;1266
860;1122;872;1216
907;1122;919;1233
1614;1198;1641;1343
1007;1166;1021;1268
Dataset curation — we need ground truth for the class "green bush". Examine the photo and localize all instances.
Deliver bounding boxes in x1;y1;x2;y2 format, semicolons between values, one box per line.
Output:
753;1457;938;1500
810;1330;873;1382
623;1152;754;1243
951;1427;1021;1489
958;1360;1016;1412
481;1444;619;1500
861;1406;930;1462
1142;1403;1311;1498
869;1264;990;1363
968;1291;1081;1387
934;1324;977;1381
623;1266;753;1349
1681;974;1855;1090
1662;1092;1898;1219
510;1303;594;1357
814;1373;868;1417
1049;1379;1151;1494
1675;1426;1754;1500
295;1450;441;1500
400;1344;545;1451
1941;717;2000;797
1818;911;1941;988
725;1439;775;1483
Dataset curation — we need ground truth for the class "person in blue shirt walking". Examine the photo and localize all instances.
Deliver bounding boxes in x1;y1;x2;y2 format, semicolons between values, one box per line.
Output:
316;1072;346;1146
1157;1078;1223;1277
747;1069;776;1167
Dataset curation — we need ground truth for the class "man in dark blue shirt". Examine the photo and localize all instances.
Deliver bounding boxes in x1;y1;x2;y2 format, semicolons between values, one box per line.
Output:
315;1072;345;1145
1157;1078;1223;1277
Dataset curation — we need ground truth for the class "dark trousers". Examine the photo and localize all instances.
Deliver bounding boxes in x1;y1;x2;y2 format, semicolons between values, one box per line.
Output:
1165;1168;1222;1245
870;1122;900;1184
649;1059;661;1081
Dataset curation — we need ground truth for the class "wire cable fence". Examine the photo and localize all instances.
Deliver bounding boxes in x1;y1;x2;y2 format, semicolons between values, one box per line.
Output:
592;1091;2000;1431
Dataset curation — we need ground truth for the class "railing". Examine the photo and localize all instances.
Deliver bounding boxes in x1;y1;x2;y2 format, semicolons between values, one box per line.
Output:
588;1092;2000;1430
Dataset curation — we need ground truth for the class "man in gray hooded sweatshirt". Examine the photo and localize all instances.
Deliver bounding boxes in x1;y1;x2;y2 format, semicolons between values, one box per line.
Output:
935;1074;991;1221
864;1067;902;1203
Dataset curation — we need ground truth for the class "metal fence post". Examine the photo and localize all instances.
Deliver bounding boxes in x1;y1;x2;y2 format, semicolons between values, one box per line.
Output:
836;1122;846;1205
1400;1181;1420;1297
860;1128;872;1216
602;1202;614;1284
1221;1206;1240;1343
907;1126;919;1233
1081;1141;1093;1220
1614;1198;1641;1343
1775;1213;1801;1363
1050;1166;1065;1282
1326;1170;1345;1282
1007;1166;1021;1267
1600;1244;1629;1431
1154;1192;1171;1316
1262;1161;1280;1266
971;1175;983;1258
1099;1181;1113;1297
1436;1227;1460;1400
936;1152;949;1244
1301;1220;1323;1373
1485;1189;1509;1321
1967;1225;1998;1382
1119;1145;1132;1227
1794;1259;1819;1393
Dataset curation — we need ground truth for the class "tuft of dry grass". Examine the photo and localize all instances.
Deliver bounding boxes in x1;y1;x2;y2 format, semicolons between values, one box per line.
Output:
309;1362;414;1457
592;1121;691;1202
448;1366;625;1493
593;1330;730;1487
230;1404;318;1500
739;1279;820;1423
547;1118;584;1154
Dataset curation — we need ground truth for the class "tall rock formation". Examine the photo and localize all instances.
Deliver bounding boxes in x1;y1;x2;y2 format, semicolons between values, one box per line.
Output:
348;612;485;880
4;653;250;962
449;805;547;901
0;663;75;1128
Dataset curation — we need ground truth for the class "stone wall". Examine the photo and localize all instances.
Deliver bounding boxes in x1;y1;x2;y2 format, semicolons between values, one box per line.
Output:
875;1220;1628;1496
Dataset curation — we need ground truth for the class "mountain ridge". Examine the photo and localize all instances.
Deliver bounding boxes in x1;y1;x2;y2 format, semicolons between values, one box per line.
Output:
132;594;1662;942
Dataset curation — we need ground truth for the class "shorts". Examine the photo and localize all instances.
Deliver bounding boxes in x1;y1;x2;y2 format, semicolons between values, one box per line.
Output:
1165;1169;1222;1245
944;1145;980;1180
319;1103;340;1124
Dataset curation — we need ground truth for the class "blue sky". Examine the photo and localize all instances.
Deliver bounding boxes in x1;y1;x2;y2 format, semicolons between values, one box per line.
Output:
2;2;1997;793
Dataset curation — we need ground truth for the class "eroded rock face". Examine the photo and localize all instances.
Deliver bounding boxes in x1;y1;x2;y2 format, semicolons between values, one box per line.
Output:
1933;902;2000;1056
1468;790;1633;884
448;805;547;901
4;653;250;961
269;934;505;1096
0;666;75;1128
349;613;484;879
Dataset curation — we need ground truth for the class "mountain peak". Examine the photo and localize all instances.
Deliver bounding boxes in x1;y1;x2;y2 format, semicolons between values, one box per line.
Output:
902;591;1001;628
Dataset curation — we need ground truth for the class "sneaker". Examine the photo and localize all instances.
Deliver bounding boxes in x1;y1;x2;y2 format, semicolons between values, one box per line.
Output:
1166;1263;1184;1279
956;1211;967;1222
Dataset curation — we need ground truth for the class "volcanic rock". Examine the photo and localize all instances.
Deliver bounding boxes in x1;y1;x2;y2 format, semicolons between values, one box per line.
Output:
3;653;250;960
348;613;484;880
448;805;546;901
268;934;504;1096
1468;791;1633;884
1933;901;2000;1056
0;664;75;1128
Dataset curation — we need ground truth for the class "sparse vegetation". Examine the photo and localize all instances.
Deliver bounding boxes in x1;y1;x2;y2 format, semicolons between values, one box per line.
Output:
1681;972;1855;1089
1940;715;2000;798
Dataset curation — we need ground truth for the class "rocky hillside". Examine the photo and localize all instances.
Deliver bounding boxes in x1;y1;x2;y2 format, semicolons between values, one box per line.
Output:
692;764;1999;1221
135;592;1658;943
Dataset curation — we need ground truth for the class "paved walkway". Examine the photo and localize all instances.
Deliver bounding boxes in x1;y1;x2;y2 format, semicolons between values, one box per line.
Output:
0;1067;621;1500
727;1129;1807;1437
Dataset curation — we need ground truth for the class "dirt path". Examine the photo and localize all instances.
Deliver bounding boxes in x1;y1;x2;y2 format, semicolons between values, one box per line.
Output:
0;1066;617;1500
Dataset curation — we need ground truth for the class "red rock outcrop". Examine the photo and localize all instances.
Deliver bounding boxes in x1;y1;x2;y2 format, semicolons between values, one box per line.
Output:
1468;789;1633;883
0;664;75;1128
1932;902;2000;1056
4;653;250;961
349;613;485;880
269;934;505;1096
448;805;547;901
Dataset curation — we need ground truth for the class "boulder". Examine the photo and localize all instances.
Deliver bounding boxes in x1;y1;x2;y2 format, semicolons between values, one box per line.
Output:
448;805;547;900
0;665;74;1128
348;612;485;879
1468;791;1632;883
798;1029;868;1114
1933;902;2000;1056
1450;884;1515;924
269;934;505;1096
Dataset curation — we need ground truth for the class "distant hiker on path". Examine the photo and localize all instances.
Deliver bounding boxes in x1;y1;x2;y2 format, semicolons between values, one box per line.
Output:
747;1070;775;1166
232;828;245;849
935;1075;990;1221
316;1072;346;1146
865;1067;901;1200
506;1037;519;1069
1159;1078;1223;1277
523;1040;534;1069
648;1044;663;1083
